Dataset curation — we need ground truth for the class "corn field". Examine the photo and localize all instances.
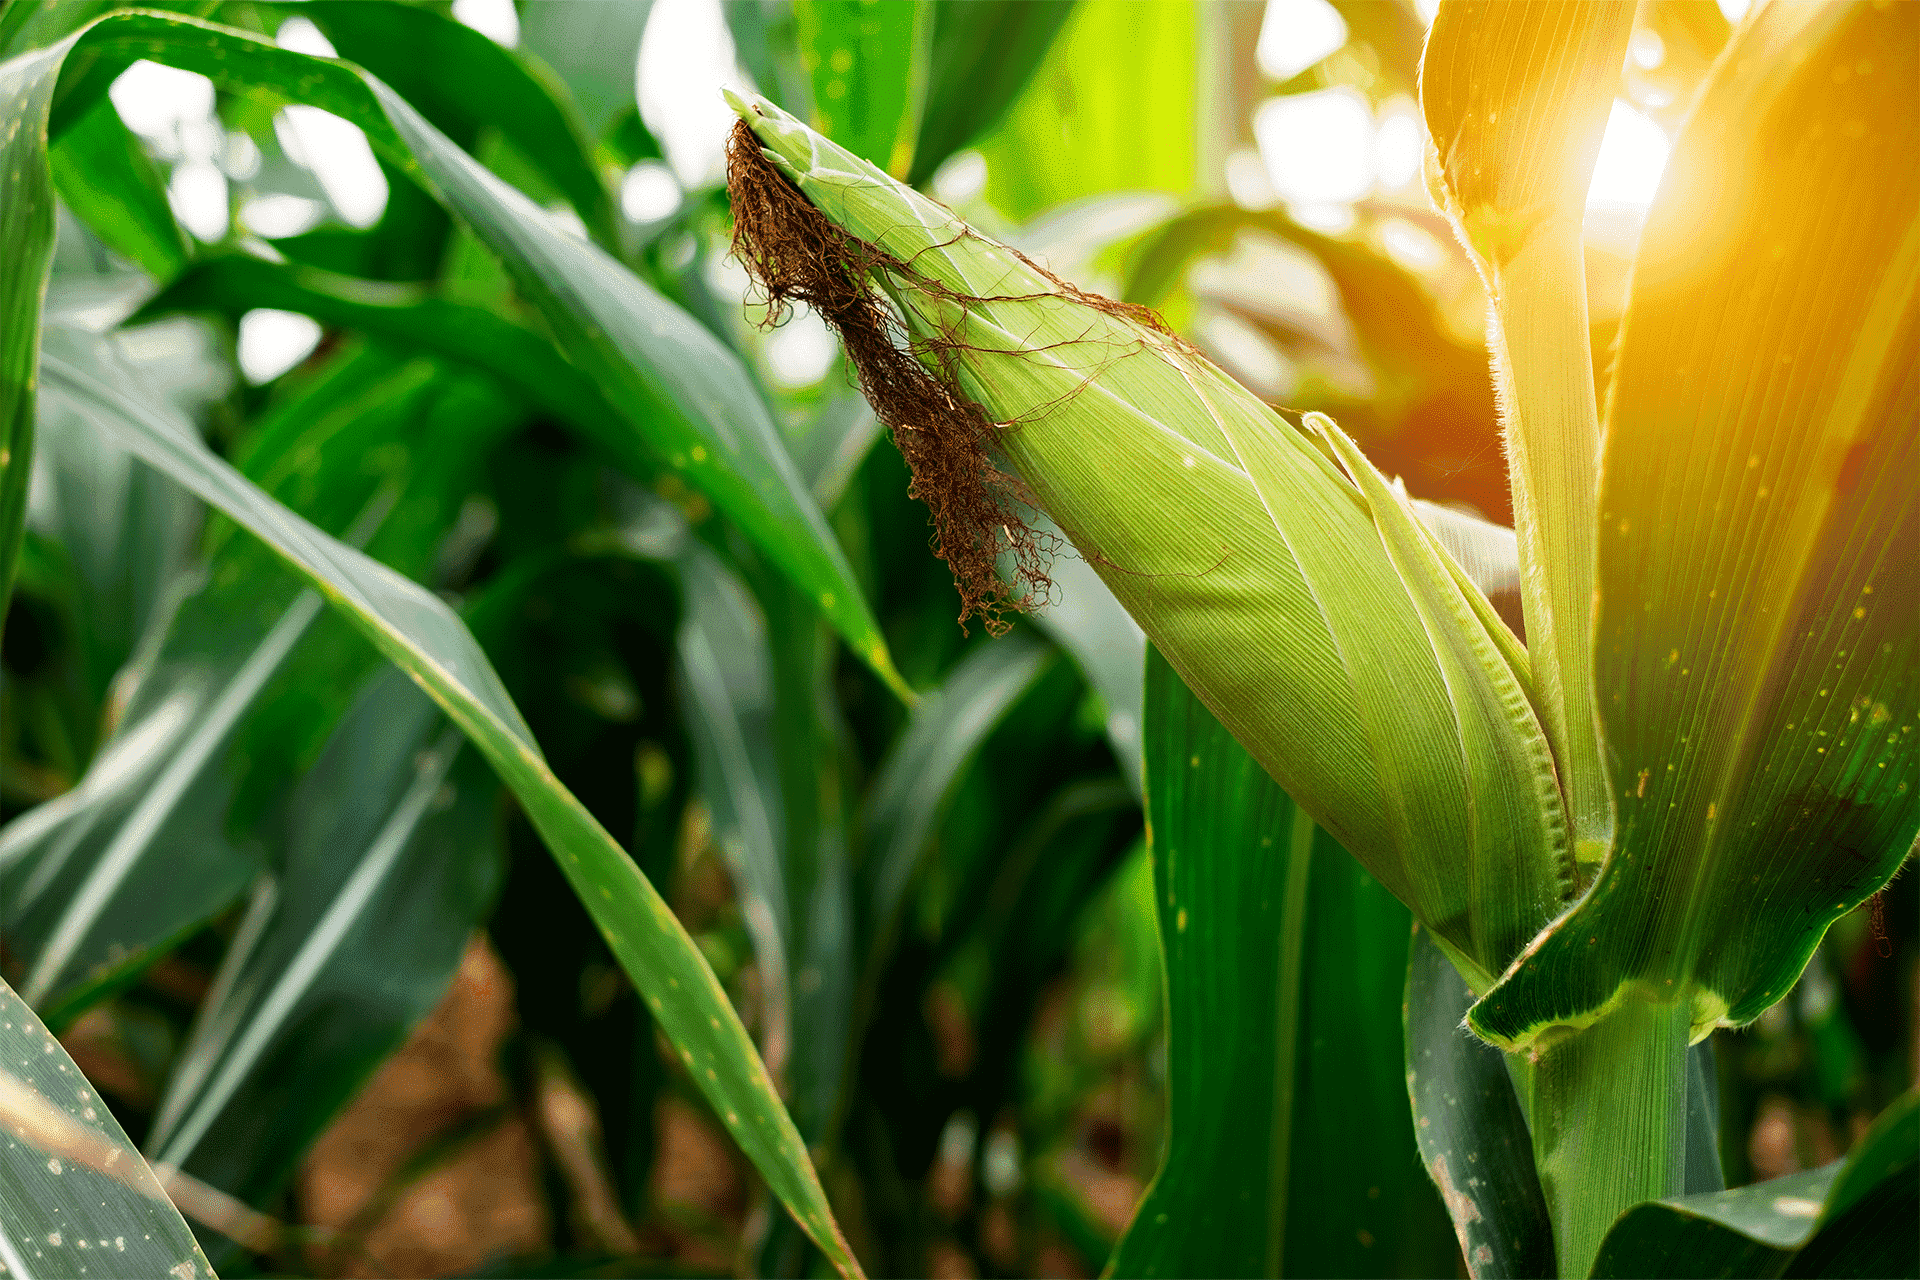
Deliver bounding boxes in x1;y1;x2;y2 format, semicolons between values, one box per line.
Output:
0;2;1913;1278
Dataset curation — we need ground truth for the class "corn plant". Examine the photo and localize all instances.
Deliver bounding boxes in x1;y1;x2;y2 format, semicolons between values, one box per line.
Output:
0;1;1911;1278
722;0;1916;1275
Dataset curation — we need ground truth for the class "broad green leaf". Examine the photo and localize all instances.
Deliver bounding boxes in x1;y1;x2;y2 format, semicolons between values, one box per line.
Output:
0;578;310;1028
792;391;882;511
674;537;796;1089
1421;0;1636;864
137;256;626;454
8;9;905;699
1589;1091;1917;1280
1111;648;1455;1278
1469;0;1919;1053
144;668;502;1209
1026;517;1146;796
1309;413;1565;973
35;339;862;1274
862;632;1054;943
733;94;1567;987
793;0;931;180
973;0;1196;221
0;332;330;1030
0;36;62;632
516;0;654;140
906;0;1074;187
1405;924;1554;1280
27;318;200;705
0;0;112;59
49;94;188;280
291;0;620;251
1;326;501;1029
0;976;214;1280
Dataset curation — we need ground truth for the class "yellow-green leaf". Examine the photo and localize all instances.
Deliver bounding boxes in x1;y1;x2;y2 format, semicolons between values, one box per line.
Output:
1470;0;1919;1053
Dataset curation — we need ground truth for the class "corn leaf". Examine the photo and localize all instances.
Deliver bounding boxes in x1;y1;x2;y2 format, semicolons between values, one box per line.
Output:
733;94;1567;986
49;94;187;280
3;9;906;701
1589;1090;1918;1279
1421;0;1636;864
26;313;200;705
144;670;501;1210
793;0;931;179
906;0;1074;187
35;337;862;1275
1405;923;1555;1280
971;0;1196;220
1113;647;1456;1278
862;633;1054;945
0;977;214;1280
291;0;619;250
1470;0;1919;1052
136;256;629;472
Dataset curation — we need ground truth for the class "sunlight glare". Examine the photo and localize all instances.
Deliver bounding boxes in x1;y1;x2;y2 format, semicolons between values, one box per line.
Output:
764;306;839;391
276;107;389;228
638;0;748;188
1586;100;1671;212
274;16;337;59
1373;98;1424;190
1255;88;1372;205
108;61;213;147
241;194;324;239
168;162;229;242
622;161;682;224
1256;0;1348;83
238;309;323;384
452;0;520;47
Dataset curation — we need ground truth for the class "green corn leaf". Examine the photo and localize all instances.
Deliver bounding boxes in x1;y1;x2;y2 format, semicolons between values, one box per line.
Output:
1025;515;1146;795
862;632;1054;945
971;0;1196;221
1469;0;1919;1054
0;576;312;1028
1;327;504;1029
906;0;1074;187
733;93;1567;987
673;537;797;1092
135;256;627;462
1589;1090;1917;1280
35;333;862;1275
515;0;655;141
2;8;906;701
793;0;932;180
289;0;619;250
1421;0;1636;866
0;976;215;1280
49;94;187;280
1405;924;1555;1280
27;315;200;705
144;669;501;1210
1111;647;1456;1278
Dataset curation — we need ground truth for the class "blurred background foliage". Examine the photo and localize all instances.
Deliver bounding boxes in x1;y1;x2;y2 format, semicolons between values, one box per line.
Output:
0;0;1911;1276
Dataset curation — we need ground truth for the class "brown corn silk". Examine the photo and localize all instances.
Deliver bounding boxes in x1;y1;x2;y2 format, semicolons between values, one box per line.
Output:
728;121;1183;633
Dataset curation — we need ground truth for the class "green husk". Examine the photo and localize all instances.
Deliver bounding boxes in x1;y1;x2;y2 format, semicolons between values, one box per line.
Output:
726;92;1571;987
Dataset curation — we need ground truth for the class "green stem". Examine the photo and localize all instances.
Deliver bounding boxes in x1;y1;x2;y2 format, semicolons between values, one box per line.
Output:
1524;997;1693;1278
1486;223;1614;876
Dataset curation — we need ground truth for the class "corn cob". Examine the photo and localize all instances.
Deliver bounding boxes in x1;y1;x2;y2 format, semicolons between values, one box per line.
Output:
727;92;1574;988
